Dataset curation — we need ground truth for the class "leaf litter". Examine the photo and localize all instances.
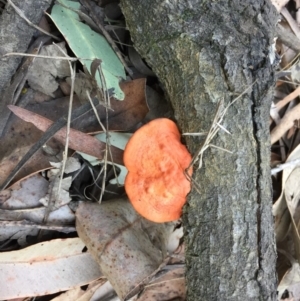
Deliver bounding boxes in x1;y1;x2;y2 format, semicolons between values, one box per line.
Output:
0;1;181;300
4;0;300;299
271;0;300;298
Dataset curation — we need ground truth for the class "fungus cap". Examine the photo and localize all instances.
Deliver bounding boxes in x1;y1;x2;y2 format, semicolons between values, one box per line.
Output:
124;118;193;223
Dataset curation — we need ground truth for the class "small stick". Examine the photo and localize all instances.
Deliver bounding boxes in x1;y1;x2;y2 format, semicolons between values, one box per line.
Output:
7;0;60;41
2;53;81;61
0;220;76;232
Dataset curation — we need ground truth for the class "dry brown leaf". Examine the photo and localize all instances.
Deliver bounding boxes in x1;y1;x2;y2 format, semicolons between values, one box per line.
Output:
280;282;300;301
0;174;48;209
278;251;300;300
0;238;102;300
0;174;75;245
285;167;300;262
167;226;183;254
39;158;81;209
138;265;185;301
76;198;174;300
271;151;282;168
8;105;124;165
0;205;75;245
271;103;300;144
28;79;149;133
49;279;108;301
281;7;300;39
277;36;298;70
273;86;300;112
27;42;71;96
83;280;117;301
0;79;147;188
0;116;63;187
274;199;291;244
273;144;300;242
73;78;148;133
49;287;85;301
271;0;289;11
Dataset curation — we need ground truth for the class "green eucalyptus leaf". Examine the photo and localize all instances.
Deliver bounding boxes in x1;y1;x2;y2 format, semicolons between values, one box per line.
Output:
50;0;125;100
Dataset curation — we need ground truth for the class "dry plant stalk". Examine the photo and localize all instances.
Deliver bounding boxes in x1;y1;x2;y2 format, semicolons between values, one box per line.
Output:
92;60;110;203
82;59;120;203
43;43;76;224
3;52;83;61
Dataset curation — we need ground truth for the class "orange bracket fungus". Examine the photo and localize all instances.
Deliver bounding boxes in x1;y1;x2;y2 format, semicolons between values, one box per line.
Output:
124;118;193;223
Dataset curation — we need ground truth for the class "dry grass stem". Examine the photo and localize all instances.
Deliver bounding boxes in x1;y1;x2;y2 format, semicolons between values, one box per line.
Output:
187;81;257;171
216;122;231;134
86;91;106;131
271;158;300;175
186;98;226;171
3;53;81;61
184;82;257;194
83;164;105;201
56;45;76;201
42;45;76;224
182;132;207;136
209;144;233;154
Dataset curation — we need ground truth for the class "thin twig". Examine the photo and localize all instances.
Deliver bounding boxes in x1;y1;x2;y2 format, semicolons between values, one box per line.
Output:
0;220;76;232
7;0;60;41
57;45;75;206
182;132;207;136
97;62;109;202
3;52;80;61
86;91;106;131
86;89;121;188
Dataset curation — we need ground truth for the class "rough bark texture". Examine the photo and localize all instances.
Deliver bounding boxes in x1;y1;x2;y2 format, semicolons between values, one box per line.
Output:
0;0;52;94
121;1;278;300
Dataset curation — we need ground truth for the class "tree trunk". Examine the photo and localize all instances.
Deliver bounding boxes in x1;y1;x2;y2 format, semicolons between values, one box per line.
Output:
121;1;278;300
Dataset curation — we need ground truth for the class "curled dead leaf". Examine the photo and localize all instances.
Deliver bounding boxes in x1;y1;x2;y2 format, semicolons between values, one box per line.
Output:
76;198;174;300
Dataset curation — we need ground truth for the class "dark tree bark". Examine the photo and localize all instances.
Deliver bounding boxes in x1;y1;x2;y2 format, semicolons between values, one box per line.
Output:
121;1;278;300
0;0;52;93
0;0;53;136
